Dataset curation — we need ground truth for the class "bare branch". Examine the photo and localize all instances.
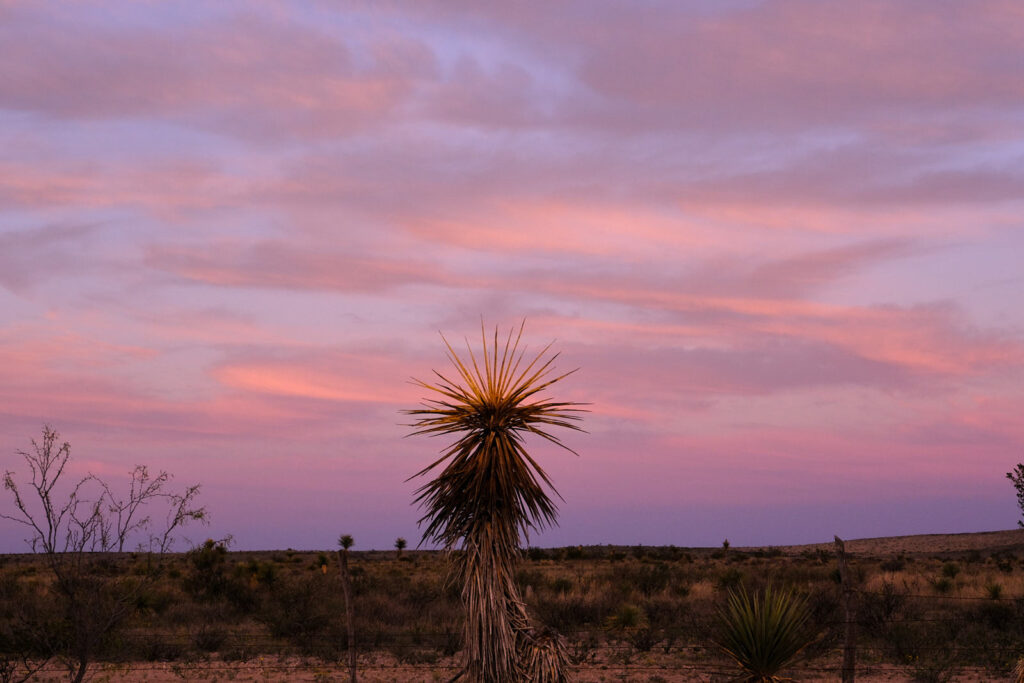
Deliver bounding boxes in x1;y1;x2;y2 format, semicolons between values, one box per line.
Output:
1;425;208;683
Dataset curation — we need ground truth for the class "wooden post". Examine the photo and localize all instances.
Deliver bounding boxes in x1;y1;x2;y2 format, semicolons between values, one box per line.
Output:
834;535;856;683
338;548;357;683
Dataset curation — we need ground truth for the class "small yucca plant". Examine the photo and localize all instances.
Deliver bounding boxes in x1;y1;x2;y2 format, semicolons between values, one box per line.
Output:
406;322;584;682
715;584;813;683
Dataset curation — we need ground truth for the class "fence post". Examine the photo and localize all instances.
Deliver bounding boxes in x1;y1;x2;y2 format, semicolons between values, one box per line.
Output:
834;535;856;683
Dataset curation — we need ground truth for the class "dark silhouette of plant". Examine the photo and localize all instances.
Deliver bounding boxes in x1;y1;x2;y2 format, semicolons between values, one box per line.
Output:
1007;464;1024;527
1;426;205;683
183;538;234;602
337;534;356;683
395;537;407;559
406;322;584;682
715;584;814;683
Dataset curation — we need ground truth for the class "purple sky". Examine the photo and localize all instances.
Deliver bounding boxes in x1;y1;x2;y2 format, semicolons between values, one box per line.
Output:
2;0;1023;552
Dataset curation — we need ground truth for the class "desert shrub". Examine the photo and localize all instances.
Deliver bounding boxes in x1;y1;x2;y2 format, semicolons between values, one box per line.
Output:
0;575;62;660
134;586;176;615
608;561;674;597
515;567;546;593
192;622;228;653
859;580;906;635
642;596;685;653
257;573;342;656
643;595;681;628
953;604;1022;670
716;567;745;591
880;557;906;572
802;585;840;651
606;603;647;631
395;648;440;665
635;562;673;596
220;644;256;662
974;600;1016;630
629;627;657;652
886;610;963;669
526;547;549;561
941;562;960;579
532;587;615;632
551;577;574;595
670;578;691;597
183;539;230;602
932;577;953;594
238;559;278;587
985;582;1003;600
140;634;188;662
405;578;442;609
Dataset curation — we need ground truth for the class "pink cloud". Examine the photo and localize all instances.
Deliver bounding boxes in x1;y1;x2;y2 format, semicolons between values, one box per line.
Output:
569;0;1024;130
0;159;253;214
144;241;462;292
142;233;1021;388
0;223;99;291
0;10;423;140
211;350;422;406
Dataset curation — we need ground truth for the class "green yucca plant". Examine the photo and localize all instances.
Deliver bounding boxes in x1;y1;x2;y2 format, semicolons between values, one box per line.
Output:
406;322;584;683
715;584;814;683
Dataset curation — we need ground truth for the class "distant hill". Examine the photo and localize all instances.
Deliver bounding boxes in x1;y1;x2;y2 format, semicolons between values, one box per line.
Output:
768;528;1024;557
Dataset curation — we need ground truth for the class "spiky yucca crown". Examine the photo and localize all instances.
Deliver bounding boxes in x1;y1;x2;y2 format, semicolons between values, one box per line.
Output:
406;323;585;549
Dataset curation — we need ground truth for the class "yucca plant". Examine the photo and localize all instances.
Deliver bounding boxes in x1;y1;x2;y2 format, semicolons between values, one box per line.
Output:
715;584;814;683
406;322;584;682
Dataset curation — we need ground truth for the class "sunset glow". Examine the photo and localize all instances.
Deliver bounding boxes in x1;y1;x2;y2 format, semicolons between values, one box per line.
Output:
2;1;1023;551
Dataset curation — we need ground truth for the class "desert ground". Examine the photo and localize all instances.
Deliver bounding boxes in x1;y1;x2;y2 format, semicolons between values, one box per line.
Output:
6;528;1024;682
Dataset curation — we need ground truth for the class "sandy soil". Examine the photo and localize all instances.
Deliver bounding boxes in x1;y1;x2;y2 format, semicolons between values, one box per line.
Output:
21;657;1000;682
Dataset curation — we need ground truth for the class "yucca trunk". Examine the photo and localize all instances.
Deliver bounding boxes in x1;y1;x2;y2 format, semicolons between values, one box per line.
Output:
459;524;529;681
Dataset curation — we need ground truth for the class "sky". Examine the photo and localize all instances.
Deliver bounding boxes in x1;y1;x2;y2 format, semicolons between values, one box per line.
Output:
1;0;1023;552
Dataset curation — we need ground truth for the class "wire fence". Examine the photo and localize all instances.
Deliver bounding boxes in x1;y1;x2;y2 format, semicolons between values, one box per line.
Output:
5;564;1024;678
15;597;1016;680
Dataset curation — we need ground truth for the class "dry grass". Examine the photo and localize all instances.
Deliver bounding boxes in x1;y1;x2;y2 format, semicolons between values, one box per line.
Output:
3;528;1024;681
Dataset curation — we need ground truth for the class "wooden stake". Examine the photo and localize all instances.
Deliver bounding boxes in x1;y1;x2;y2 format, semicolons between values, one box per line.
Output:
834;535;856;683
